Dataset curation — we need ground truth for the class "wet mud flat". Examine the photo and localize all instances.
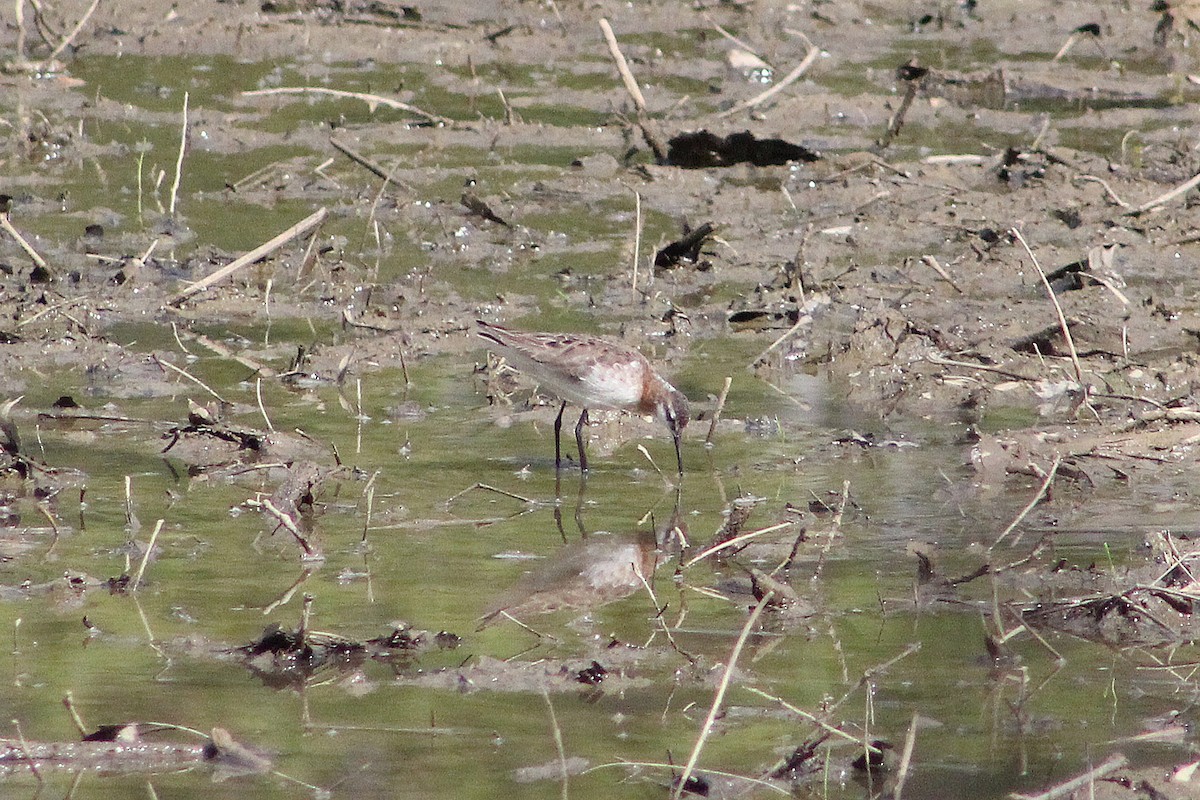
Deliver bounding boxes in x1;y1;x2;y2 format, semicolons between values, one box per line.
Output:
3;0;1200;798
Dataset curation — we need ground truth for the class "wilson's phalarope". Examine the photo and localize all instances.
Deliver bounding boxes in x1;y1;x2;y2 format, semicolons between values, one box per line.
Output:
477;320;689;474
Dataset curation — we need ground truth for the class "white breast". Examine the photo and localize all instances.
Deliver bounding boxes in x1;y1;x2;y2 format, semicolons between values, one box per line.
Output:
570;359;645;410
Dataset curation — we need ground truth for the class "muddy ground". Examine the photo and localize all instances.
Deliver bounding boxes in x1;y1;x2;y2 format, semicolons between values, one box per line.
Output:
4;0;1200;796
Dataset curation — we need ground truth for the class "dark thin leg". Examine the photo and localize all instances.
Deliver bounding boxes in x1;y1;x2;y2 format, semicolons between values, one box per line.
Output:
553;471;567;542
573;476;587;537
574;408;589;474
553;401;567;471
673;429;684;476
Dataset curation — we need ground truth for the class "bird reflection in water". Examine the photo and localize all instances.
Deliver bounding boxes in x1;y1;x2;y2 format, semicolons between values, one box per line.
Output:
479;513;685;629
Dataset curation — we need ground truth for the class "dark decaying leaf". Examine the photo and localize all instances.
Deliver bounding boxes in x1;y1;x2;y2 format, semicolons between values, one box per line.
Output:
667;130;819;169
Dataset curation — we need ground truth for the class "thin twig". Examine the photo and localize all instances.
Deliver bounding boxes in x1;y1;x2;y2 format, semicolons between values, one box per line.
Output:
169;92;188;218
14;0;27;65
0;214;50;271
683;521;795;567
12;720;42;782
991;456;1061;549
743;687;866;747
1010;753;1127;800
152;355;230;405
673;591;773;800
1073;174;1130;208
599;18;668;160
542;691;569;800
62;693;87;737
444;482;537;508
599;18;647;112
918;255;964;293
243;87;448;125
133;519;164;591
705;377;732;446
361;470;379;544
925;353;1037;382
824;643;921;718
1125;168;1200;216
717;35;820;119
630;188;641;300
752;316;809;366
40;0;100;67
250;498;318;557
892;711;919;800
330;137;391;181
632;560;694;663
583;761;789;795
168;207;328;306
256;377;275;433
1011;227;1085;386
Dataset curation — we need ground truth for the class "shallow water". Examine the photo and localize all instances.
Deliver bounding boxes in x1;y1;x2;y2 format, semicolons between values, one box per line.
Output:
0;346;1188;799
1;40;1197;800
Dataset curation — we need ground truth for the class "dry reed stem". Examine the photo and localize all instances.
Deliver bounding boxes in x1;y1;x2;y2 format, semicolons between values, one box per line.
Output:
444;482;537;508
636;444;666;479
1011;228;1085;386
133;519;164;591
925;353;1036;382
705;17;763;57
891;711;919;800
1126;168;1200;215
492;610;555;640
824;642;921;717
360;473;378;544
169;92;188;218
752;316;809;366
152;355;230;405
582;761;789;795
168;207;327;306
36;503;59;556
256;378;274;433
673;591;773;799
62;693;87;737
12;720;41;781
632;560;694;663
299;593;313;635
243;87;448;124
717;35;820;119
922;154;988;165
742;687;866;748
599;18;668;159
261;567;316;615
0;213;50;271
1051;32;1080;62
991;455;1061;549
683;521;794;568
1015;616;1066;663
1010;753;1127;800
541;690;569;800
704;376;732;445
599;19;647;112
187;332;276;376
124;474;134;526
253;498;317;557
330;137;391;182
13;0;27;65
1073;174;1129;208
918;255;964;293
630;187;641;300
40;0;99;67
17;297;90;329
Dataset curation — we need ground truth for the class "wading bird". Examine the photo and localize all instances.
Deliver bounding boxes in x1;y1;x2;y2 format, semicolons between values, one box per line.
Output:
477;320;689;474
